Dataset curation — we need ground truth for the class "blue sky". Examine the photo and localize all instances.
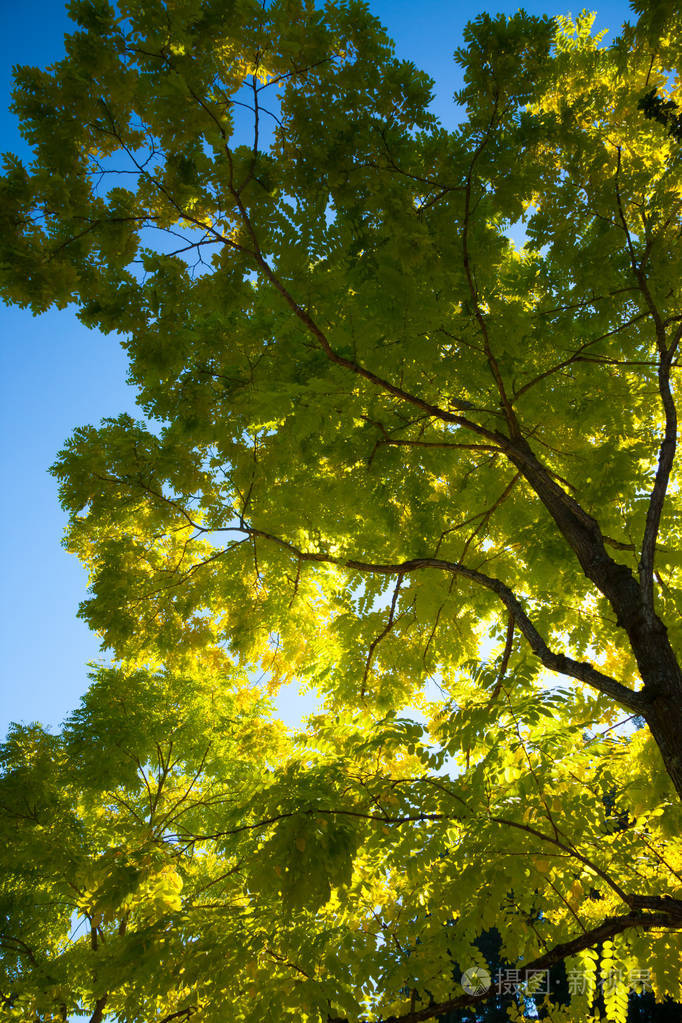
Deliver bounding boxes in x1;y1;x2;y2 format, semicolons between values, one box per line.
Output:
0;0;635;735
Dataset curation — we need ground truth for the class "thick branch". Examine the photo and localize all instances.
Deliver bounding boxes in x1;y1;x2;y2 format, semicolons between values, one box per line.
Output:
329;907;682;1023
240;524;643;711
612;146;678;610
639;339;678;608
89;995;108;1023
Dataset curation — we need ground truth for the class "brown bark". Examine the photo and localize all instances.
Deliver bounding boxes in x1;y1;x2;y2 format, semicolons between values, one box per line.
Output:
328;900;682;1023
505;435;682;799
89;995;108;1023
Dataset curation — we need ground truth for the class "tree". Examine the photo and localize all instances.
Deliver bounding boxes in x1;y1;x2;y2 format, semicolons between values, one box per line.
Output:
1;0;681;1020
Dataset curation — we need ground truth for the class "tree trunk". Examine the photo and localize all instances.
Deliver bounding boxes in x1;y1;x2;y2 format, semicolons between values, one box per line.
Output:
506;436;682;800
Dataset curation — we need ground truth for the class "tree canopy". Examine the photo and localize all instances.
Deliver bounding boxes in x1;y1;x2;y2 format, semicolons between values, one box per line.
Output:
1;1;681;1021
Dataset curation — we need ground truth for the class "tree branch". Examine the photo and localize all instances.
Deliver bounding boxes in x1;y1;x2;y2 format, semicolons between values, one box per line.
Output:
639;335;678;609
329;907;682;1023
362;573;405;697
612;146;678;610
172;81;488;432
237;524;644;711
88;995;108;1023
460;108;519;436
